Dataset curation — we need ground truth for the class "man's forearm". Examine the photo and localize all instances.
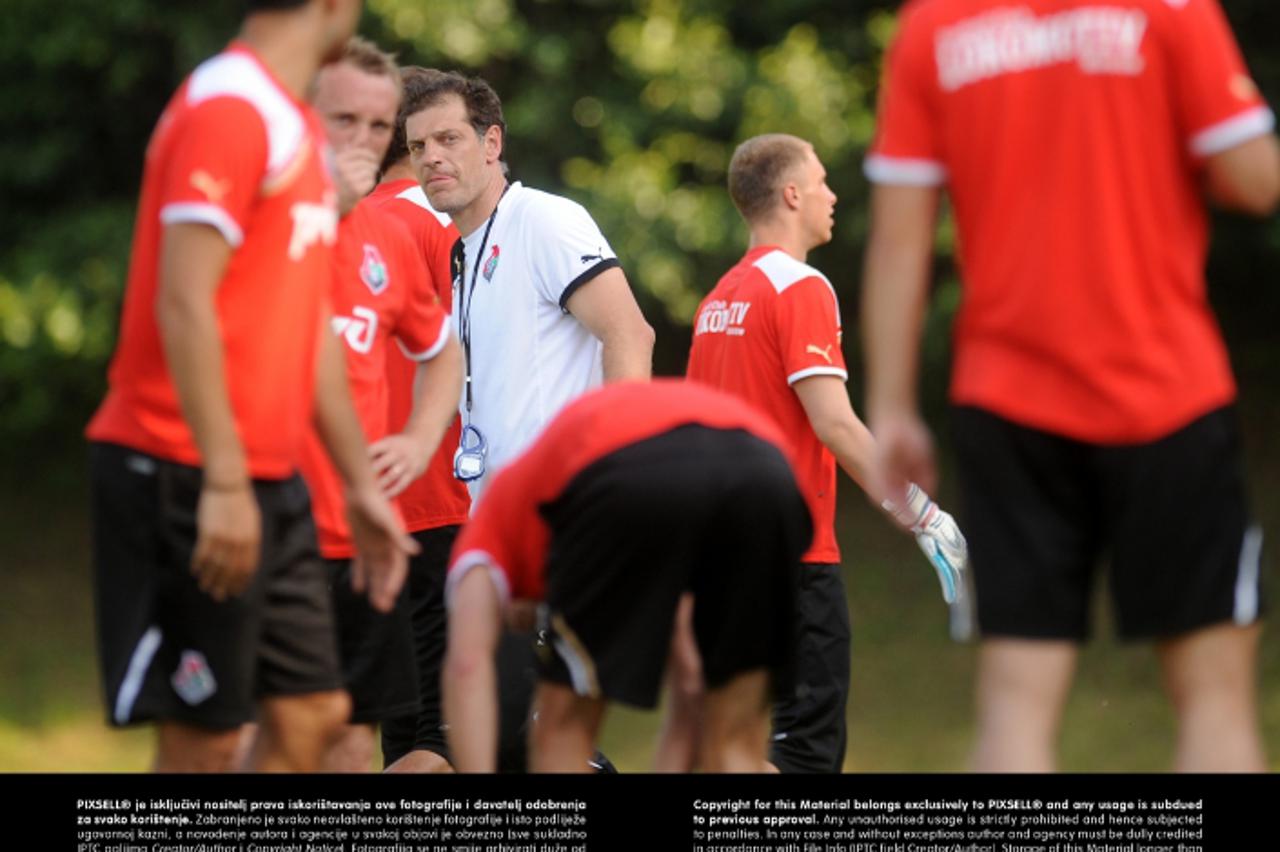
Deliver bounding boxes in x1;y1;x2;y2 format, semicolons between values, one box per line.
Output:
443;571;503;772
442;650;499;772
401;336;463;452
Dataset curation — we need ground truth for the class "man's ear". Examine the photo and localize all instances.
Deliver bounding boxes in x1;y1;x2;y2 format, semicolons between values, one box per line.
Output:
484;125;504;165
782;181;801;211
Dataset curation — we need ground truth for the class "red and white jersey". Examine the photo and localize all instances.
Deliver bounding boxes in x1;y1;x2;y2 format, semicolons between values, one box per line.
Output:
87;42;338;477
686;246;848;564
446;380;795;606
866;0;1274;443
365;178;470;531
300;199;451;558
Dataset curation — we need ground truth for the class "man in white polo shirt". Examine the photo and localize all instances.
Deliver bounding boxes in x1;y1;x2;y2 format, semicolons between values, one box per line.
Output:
403;71;654;497
403;71;652;773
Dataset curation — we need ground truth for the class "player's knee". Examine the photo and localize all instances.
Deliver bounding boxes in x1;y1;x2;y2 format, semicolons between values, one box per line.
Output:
267;690;352;746
385;749;454;773
324;724;376;772
156;725;242;772
700;730;766;773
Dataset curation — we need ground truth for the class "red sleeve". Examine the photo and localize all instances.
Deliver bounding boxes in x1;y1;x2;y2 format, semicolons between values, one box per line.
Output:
865;1;947;186
775;277;848;386
389;229;450;360
157;96;268;246
1168;0;1274;158
447;457;548;605
425;219;460;312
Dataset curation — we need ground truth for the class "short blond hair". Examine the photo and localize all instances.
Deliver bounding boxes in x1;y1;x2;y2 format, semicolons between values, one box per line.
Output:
340;36;401;94
727;134;811;223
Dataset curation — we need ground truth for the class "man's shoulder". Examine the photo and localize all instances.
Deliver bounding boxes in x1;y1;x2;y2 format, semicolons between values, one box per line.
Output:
748;249;834;296
506;183;596;224
183;49;307;157
375;180;454;228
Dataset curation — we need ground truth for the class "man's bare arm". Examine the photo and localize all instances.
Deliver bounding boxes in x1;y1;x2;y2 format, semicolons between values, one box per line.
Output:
312;325;417;612
565;267;655;382
156;222;260;601
443;568;504;772
1204;133;1280;216
861;183;942;500
793;375;880;499
370;333;464;496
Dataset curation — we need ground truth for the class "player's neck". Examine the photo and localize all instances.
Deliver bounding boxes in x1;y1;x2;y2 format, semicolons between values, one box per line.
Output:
238;13;328;101
748;221;810;263
455;171;509;238
380;160;415;185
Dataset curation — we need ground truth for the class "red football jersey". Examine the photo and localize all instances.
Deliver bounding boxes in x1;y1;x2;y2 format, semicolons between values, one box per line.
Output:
300;200;451;559
867;0;1274;443
686;247;848;564
446;380;796;604
87;43;337;477
365;178;471;531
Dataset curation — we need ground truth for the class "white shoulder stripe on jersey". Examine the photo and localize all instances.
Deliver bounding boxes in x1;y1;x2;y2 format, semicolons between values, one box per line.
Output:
753;250;842;326
864;154;949;187
395;185;454;227
160;202;244;247
114;626;162;724
1234;525;1263;626
753;249;832;294
787;366;849;386
445;549;512;610
397;320;453;362
187;52;306;184
1190;106;1276;158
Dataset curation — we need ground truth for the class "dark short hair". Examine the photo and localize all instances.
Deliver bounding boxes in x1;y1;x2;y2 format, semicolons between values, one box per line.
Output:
402;71;506;157
381;66;450;174
727;134;811;223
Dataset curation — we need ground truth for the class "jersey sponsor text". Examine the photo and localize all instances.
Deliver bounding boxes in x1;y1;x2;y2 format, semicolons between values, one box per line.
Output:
695;299;752;337
936;6;1147;92
288;198;338;261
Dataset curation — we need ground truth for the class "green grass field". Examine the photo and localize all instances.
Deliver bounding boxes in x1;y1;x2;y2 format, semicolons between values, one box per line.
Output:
2;472;1276;772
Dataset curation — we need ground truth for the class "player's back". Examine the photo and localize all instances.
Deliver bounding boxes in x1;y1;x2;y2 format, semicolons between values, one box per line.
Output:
687;247;845;563
868;0;1272;441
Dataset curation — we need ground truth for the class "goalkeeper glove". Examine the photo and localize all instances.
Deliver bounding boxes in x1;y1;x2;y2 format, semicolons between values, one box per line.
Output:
883;483;968;604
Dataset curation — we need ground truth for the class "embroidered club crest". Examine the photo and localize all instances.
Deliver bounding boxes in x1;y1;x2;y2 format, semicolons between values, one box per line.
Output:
483;245;501;281
360;243;389;295
171;650;217;706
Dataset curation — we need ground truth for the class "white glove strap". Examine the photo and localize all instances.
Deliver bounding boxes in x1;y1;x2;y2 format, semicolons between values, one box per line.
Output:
882;482;933;532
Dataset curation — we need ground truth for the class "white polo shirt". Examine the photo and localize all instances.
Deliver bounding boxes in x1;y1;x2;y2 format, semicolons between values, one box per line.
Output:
454;181;620;497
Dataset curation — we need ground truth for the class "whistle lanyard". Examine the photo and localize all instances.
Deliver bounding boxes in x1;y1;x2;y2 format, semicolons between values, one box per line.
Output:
456;183;509;418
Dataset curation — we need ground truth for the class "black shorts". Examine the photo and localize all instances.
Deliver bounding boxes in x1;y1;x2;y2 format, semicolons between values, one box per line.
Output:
952;405;1265;640
534;424;810;709
91;442;343;730
769;563;851;774
380;524;458;765
328;557;420;725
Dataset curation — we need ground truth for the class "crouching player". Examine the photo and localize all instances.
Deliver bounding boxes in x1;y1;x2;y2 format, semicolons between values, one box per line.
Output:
442;380;812;772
